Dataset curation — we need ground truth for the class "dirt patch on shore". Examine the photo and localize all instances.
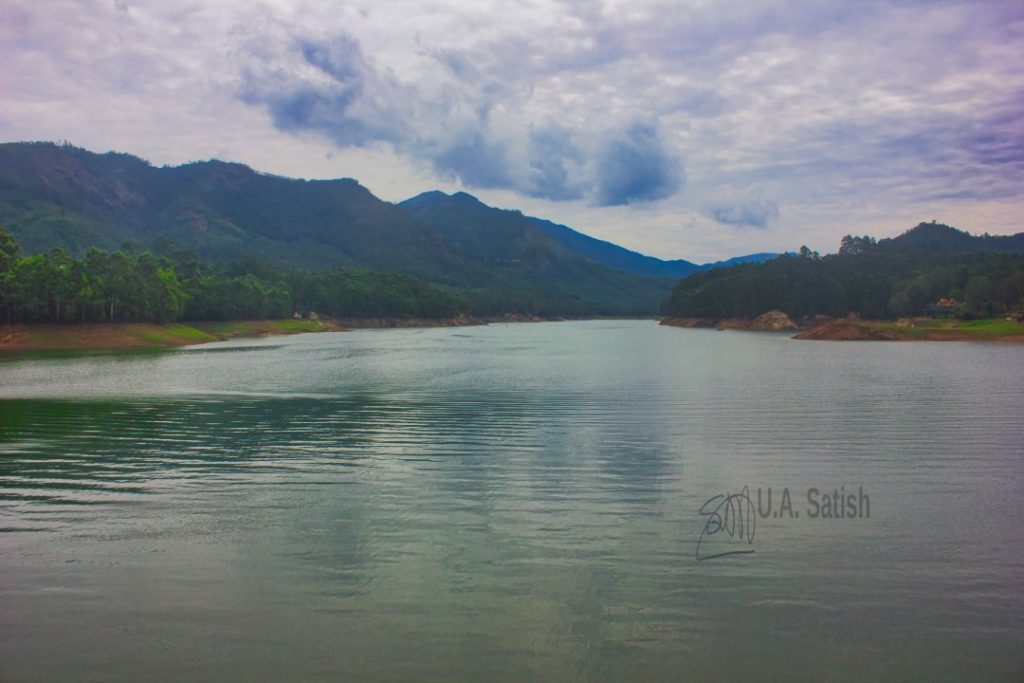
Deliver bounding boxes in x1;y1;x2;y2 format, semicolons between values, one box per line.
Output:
0;315;565;354
0;323;217;351
793;317;1024;342
0;319;343;354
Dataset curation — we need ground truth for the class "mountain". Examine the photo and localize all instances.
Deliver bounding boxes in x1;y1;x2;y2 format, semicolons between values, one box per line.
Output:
0;141;675;314
396;190;676;313
524;215;702;278
405;192;779;278
399;191;562;264
527;217;778;277
528;215;774;276
0;141;486;284
881;221;1024;254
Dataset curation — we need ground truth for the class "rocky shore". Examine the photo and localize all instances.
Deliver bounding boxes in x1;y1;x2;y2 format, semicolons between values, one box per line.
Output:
659;309;798;331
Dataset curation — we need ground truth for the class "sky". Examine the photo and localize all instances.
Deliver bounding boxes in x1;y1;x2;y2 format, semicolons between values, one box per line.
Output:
1;0;1022;262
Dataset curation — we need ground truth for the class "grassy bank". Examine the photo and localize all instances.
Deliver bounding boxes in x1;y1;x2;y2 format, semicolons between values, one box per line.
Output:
793;317;1024;342
0;319;340;356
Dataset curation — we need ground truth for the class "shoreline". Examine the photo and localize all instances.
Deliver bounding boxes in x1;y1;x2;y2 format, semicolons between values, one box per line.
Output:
0;319;343;357
659;310;798;332
791;317;1024;342
659;314;1024;342
12;314;1018;356
0;314;610;356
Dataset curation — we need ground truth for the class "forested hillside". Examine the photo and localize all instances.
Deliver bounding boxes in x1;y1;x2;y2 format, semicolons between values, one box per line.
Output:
0;228;462;324
662;223;1024;320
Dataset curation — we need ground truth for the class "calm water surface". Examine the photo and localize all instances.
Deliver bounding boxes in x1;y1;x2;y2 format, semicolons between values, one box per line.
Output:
1;321;1022;681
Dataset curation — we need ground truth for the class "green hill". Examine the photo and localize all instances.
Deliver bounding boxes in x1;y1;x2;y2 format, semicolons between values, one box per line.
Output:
0;141;475;283
0;142;675;314
662;223;1024;321
398;191;676;313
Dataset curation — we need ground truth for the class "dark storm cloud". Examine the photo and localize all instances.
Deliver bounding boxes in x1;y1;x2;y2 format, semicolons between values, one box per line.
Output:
431;130;512;189
525;126;584;201
594;124;683;206
238;33;409;148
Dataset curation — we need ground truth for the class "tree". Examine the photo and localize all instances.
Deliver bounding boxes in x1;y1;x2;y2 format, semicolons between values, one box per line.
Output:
663;243;1024;321
0;227;21;322
838;235;876;256
0;227;19;272
965;276;994;318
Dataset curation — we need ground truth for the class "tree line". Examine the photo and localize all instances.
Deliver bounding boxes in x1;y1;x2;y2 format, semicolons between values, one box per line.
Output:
662;236;1024;321
0;228;464;324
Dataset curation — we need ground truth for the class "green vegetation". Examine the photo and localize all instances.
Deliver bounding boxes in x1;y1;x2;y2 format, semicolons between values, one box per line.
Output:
663;223;1024;321
0;227;463;324
159;323;219;341
959;318;1024;336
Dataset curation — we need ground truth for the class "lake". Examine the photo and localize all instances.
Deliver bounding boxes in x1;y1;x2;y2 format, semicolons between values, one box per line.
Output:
1;320;1022;681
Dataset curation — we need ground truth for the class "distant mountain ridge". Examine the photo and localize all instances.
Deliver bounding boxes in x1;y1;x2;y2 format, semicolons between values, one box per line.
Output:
0;142;778;275
524;215;703;278
402;191;779;278
525;216;778;277
0;142;690;314
394;189;680;312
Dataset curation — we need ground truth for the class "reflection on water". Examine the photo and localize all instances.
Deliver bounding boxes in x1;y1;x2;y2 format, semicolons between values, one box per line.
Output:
1;321;1022;681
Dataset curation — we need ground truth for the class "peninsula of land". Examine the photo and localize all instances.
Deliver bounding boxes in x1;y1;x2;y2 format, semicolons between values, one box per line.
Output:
0;314;563;356
659;313;1024;342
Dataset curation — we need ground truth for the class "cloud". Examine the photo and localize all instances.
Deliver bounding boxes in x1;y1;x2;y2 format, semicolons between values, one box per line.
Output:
707;197;780;229
225;0;1023;219
1;0;1023;260
594;123;683;206
431;129;512;189
428;48;481;83
238;31;409;148
525;125;584;201
234;29;685;204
